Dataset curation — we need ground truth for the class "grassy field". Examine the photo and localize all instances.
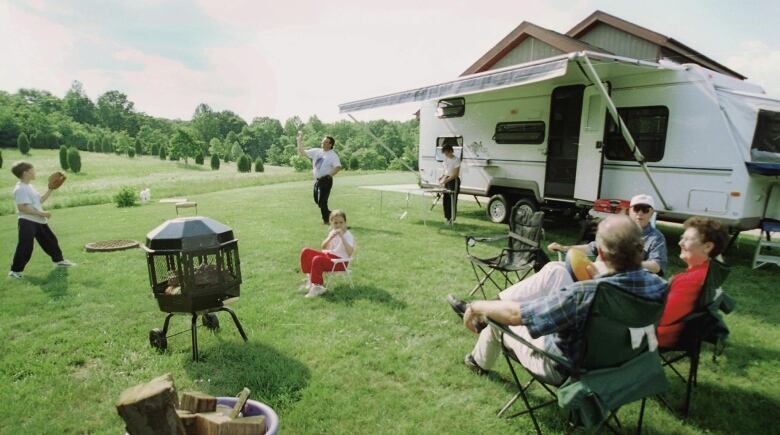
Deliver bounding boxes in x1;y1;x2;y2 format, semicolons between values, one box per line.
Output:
0;153;778;434
0;149;311;216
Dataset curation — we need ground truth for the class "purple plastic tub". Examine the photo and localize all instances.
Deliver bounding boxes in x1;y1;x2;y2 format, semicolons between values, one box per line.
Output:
216;397;279;435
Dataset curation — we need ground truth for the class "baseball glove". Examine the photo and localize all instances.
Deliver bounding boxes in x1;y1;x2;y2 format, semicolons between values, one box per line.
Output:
48;171;67;190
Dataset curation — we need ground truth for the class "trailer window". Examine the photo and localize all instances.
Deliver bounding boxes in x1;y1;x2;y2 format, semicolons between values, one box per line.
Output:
604;106;668;162
751;109;780;157
437;98;465;118
493;121;546;144
435;137;463;161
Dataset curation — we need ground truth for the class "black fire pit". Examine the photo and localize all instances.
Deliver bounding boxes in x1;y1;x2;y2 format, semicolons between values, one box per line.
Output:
143;216;248;361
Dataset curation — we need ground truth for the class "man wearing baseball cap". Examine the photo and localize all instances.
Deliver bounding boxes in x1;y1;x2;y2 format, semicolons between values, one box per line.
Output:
548;193;667;275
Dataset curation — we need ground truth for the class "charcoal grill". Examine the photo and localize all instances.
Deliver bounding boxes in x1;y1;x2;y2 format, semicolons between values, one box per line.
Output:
143;216;248;361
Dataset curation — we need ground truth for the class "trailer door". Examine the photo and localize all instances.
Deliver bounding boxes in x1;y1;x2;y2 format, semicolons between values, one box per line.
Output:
573;85;607;202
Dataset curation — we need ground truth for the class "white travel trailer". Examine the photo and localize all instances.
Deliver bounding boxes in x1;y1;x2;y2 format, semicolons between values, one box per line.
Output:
340;52;780;230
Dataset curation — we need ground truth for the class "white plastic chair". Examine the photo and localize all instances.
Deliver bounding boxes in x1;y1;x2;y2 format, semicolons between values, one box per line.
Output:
325;244;356;289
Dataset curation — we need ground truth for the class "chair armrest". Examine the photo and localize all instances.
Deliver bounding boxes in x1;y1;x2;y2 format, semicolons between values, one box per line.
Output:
508;232;539;249
465;234;509;256
330;258;350;264
486;318;575;374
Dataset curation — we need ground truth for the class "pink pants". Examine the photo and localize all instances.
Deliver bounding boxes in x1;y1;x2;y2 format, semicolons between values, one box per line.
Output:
299;248;348;285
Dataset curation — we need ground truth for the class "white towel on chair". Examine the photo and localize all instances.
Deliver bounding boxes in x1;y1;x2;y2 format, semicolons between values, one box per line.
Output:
629;325;658;351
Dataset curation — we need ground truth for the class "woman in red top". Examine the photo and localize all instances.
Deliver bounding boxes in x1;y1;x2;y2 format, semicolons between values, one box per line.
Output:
657;217;729;347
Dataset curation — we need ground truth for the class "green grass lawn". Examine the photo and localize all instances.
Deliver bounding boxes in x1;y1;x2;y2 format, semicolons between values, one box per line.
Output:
1;154;778;434
0;149;311;216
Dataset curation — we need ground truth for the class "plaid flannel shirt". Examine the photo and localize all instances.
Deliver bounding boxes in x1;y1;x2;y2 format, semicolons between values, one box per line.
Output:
518;268;667;370
586;225;668;275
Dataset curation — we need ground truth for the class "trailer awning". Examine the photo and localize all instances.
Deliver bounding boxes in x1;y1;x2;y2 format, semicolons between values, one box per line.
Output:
339;57;569;113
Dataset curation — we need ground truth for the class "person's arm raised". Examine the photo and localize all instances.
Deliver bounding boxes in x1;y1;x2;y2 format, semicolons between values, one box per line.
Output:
297;131;308;158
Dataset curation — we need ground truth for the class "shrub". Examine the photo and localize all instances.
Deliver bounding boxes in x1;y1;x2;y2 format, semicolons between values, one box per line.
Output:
210;154;220;170
59;145;70;170
0;149;3;169
349;155;359;170
128;148;135;158
169;153;179;161
67;148;82;173
17;132;30;155
134;140;143;156
151;143;160;156
237;154;252;172
254;157;264;172
289;155;311;172
114;186;136;207
159;145;167;160
195;152;204;165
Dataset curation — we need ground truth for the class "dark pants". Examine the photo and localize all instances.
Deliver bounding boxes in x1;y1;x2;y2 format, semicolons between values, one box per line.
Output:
443;178;460;221
11;218;64;272
313;175;333;223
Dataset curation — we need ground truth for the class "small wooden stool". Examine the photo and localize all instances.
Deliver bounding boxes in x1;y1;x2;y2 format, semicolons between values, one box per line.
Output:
175;202;198;216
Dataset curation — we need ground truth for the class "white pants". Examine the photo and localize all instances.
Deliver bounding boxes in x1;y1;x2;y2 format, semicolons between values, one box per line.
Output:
471;261;573;385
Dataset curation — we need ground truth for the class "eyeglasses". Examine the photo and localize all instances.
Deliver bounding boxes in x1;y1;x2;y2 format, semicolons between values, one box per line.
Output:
632;205;652;214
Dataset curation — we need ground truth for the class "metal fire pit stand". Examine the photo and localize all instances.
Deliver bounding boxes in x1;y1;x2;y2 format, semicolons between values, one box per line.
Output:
150;305;248;362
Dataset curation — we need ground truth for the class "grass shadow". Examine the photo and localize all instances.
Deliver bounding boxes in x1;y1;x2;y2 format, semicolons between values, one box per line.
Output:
183;340;311;409
347;225;402;236
321;284;407;309
677;381;780;434
26;268;69;298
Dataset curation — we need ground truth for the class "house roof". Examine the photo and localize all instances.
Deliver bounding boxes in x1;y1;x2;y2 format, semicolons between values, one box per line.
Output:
566;10;746;79
461;21;609;76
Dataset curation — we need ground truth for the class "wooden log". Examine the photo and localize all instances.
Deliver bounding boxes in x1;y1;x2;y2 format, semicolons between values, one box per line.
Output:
191;413;266;435
176;410;198;435
221;416;266;435
116;373;184;435
193;412;232;435
180;391;217;413
229;388;251;419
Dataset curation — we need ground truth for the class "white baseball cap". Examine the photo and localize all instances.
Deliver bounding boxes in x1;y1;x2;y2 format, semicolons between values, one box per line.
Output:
630;194;655;209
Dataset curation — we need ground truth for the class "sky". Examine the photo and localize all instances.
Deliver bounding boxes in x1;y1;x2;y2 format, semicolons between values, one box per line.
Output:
1;0;779;123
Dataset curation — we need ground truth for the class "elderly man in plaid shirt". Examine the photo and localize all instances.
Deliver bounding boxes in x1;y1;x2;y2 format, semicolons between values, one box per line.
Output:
456;215;667;384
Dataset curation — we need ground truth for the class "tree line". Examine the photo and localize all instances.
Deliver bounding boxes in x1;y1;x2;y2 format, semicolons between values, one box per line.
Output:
0;81;420;171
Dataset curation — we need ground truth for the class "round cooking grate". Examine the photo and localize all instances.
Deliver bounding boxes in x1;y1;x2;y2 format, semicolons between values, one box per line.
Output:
85;240;140;252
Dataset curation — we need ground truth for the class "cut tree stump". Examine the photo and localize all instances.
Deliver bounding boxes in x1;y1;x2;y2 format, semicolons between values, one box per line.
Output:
116;373;184;435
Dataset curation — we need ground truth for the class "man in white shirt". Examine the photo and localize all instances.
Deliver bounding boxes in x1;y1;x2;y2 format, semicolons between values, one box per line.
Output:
9;161;75;279
437;143;461;223
298;132;342;224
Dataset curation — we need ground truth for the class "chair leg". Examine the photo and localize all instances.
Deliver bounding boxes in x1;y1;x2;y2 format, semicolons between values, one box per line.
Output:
502;352;543;435
636;398;647;435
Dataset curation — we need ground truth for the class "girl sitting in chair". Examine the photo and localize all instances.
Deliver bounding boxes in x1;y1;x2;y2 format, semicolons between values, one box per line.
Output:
299;209;355;298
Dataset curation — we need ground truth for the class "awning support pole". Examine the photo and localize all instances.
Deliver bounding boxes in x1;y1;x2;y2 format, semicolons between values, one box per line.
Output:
347;114;420;177
577;53;672;210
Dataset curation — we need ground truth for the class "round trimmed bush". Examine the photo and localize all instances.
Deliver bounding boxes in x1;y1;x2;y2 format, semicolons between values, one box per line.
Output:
195;152;204;165
0;149;3;169
254;157;264;172
17;132;30;155
159;145;167;160
114;186;137;207
60;145;70;170
128;148;135;158
67;147;82;173
210;154;220;170
290;155;311;172
237;154;251;172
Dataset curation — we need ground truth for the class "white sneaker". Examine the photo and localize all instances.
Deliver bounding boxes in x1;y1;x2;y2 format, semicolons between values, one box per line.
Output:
54;260;76;267
8;271;23;279
305;285;327;298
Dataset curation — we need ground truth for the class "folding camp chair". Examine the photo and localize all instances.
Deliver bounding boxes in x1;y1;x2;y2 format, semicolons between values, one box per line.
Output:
488;282;668;434
465;204;547;298
325;244;356;289
659;258;735;417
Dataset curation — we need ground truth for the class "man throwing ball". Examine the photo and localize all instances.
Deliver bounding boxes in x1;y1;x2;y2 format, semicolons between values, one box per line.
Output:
298;131;342;224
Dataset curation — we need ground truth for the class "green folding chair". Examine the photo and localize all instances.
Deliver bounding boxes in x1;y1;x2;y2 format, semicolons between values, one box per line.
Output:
488;281;668;434
465;205;548;299
659;258;735;416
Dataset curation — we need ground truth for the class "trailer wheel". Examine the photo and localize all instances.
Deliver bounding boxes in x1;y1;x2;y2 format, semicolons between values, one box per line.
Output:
513;198;537;216
149;328;167;350
202;313;220;330
487;194;509;223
